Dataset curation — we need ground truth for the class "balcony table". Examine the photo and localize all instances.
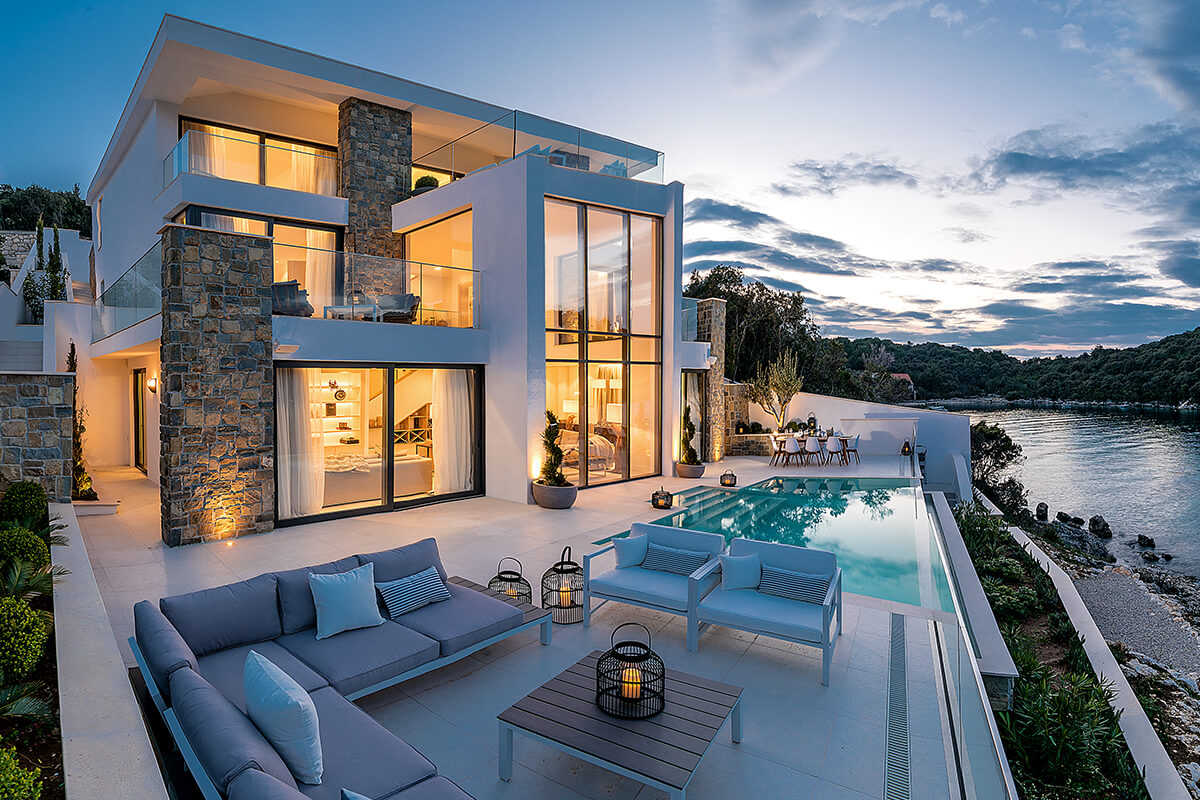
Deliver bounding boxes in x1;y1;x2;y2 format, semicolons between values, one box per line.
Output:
324;303;381;322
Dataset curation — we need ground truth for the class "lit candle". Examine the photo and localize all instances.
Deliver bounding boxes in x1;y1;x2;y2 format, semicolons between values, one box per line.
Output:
506;586;518;597
559;581;572;608
621;666;642;700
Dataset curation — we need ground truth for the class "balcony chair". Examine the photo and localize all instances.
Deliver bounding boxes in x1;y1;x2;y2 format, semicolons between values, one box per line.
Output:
379;293;421;324
271;280;314;318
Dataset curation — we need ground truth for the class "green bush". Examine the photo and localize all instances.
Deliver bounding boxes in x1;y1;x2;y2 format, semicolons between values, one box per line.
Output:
0;527;48;571
413;174;439;189
0;599;47;682
0;484;48;532
953;501;1008;560
0;746;40;800
981;579;1040;621
975;555;1024;583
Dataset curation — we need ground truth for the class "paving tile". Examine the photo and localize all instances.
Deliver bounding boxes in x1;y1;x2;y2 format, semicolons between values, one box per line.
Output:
819;716;886;798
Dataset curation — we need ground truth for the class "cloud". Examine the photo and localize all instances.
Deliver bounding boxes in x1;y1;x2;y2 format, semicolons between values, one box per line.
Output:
1055;23;1090;53
684;198;780;229
773;155;919;196
712;0;925;95
1131;0;1200;115
929;3;966;25
1145;239;1200;286
1020;26;1037;39
944;226;991;243
780;230;848;251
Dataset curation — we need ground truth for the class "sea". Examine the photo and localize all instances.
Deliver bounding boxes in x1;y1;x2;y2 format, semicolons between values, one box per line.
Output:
966;408;1200;576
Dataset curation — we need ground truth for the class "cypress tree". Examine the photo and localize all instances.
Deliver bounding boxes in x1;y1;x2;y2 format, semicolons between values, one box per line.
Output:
35;217;44;271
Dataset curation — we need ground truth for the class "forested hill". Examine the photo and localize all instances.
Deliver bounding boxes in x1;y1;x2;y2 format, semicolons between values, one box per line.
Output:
838;327;1200;404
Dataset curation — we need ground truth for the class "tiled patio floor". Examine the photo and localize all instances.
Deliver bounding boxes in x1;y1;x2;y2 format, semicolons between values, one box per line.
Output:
78;455;958;800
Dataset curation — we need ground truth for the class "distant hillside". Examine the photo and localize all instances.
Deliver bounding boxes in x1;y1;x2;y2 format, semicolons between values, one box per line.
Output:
838;327;1200;404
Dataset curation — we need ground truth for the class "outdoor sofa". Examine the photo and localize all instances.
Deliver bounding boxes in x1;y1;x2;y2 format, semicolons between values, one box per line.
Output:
131;538;552;800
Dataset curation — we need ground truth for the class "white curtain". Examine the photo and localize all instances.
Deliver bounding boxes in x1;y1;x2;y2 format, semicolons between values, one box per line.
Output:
431;369;474;494
276;368;325;518
202;212;258;235
304;229;336;317
187;124;228;180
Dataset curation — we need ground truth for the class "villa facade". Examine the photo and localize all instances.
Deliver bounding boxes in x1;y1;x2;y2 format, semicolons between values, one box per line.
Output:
37;16;719;544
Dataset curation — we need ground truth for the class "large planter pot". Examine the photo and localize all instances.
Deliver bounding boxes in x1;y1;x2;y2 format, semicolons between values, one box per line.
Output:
532;481;578;509
675;462;706;479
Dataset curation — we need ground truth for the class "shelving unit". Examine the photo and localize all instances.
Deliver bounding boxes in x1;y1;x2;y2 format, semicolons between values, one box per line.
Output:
320;370;369;456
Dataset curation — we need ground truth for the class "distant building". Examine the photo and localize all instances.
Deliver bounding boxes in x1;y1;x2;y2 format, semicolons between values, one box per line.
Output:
892;373;917;400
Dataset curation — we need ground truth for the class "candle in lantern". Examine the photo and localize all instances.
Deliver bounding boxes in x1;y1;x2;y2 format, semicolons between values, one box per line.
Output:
505;586;518;597
620;666;642;700
559;581;572;608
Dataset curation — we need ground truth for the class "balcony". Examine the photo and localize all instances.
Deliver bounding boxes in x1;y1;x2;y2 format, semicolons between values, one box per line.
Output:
272;248;476;329
682;297;699;342
163;129;338;195
92;240;161;342
411;111;664;191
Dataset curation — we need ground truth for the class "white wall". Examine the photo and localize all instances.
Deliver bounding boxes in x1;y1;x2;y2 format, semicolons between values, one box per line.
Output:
178;91;337;147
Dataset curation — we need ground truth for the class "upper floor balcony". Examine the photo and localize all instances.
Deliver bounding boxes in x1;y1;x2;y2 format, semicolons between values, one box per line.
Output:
163;128;338;195
92;240;161;342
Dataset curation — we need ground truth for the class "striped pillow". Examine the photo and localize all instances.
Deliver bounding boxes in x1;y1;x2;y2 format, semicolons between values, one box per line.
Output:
757;564;832;605
377;566;451;618
640;543;710;576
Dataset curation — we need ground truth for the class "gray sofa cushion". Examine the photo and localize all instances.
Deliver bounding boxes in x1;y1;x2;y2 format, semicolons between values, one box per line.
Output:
168;667;296;793
697;587;825;642
275;557;362;635
588;567;691;612
385;776;476;800
297;687;437;799
133;600;197;705
160;574;281;657
391;583;522;656
196;641;328;712
356;539;447;584
228;769;309;800
277;621;439;696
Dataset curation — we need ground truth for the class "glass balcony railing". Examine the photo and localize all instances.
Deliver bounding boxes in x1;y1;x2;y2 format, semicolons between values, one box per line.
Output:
682;297;699;342
163;130;338;195
92;240;161;341
412;111;664;189
272;248;476;329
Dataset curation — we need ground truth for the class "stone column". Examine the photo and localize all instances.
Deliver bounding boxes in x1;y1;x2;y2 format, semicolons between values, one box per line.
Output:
337;97;412;259
159;225;274;546
696;297;726;462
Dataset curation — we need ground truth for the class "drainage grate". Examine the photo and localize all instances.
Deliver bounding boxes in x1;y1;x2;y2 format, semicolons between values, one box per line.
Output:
885;613;911;800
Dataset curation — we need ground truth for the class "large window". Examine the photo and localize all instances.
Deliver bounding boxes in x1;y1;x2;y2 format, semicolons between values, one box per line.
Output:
275;364;481;523
403;211;474;327
179;119;337;195
545;198;661;486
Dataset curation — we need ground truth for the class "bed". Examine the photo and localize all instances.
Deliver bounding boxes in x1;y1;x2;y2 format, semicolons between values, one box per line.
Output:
321;454;433;507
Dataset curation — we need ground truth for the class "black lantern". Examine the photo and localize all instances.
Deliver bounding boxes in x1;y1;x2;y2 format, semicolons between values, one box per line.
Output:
596;623;665;720
901;440;912;456
488;557;532;605
651;486;673;509
541;546;584;624
720;469;737;487
735;421;747;435
806;412;818;433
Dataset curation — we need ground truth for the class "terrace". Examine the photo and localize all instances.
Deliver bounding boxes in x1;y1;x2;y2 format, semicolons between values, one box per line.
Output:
79;451;1011;800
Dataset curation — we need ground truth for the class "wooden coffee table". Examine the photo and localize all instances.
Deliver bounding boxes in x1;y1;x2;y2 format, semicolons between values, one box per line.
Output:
497;650;743;799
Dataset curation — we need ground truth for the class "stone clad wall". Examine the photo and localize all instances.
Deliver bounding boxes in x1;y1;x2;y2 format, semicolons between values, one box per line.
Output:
0;231;36;268
338;97;411;261
159;225;274;546
0;372;73;502
696;298;726;462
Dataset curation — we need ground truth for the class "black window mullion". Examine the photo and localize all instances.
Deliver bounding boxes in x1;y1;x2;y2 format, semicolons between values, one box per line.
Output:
384;366;395;509
578;202;588;487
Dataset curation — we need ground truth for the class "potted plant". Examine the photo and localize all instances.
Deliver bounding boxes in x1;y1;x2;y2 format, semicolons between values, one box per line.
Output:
675;406;705;478
532;411;578;509
411;174;440;197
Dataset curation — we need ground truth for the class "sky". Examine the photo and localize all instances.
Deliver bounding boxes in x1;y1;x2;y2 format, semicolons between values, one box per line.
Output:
1;0;1197;355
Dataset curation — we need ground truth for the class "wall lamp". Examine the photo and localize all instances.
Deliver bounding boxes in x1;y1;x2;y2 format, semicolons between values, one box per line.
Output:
146;377;158;393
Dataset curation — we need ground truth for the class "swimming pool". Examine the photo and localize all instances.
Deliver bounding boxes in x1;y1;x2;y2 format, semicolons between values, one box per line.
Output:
649;477;955;612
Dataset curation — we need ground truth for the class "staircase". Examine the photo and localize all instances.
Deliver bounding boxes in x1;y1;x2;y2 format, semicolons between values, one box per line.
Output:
0;341;41;371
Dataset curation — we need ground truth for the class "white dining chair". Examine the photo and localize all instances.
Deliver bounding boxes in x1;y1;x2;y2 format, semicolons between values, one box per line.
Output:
844;435;860;464
826;435;846;466
770;434;788;466
804;435;824;466
782;435;803;466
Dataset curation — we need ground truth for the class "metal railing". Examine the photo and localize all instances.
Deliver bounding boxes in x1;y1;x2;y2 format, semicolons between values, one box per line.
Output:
163;130;338;195
92;240;161;341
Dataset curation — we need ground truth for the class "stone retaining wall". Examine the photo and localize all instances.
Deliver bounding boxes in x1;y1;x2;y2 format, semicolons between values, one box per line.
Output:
727;433;772;457
0;372;74;502
0;230;36;269
696;298;726;461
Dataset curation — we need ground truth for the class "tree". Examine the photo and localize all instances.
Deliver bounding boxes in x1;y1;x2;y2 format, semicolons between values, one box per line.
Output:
971;420;1028;513
21;271;46;324
746;351;805;429
538;411;569;487
0;233;7;285
46;225;67;302
66;344;96;501
679;406;701;465
0;184;91;236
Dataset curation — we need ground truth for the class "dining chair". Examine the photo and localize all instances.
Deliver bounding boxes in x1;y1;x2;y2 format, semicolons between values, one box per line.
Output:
804;435;824;466
844;435;860;465
826;435;846;466
770;434;787;466
782;435;803;466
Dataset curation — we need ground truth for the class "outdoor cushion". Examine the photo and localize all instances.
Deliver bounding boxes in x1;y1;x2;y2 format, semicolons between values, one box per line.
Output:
628;522;725;557
612;535;648;568
228;769;309;800
719;553;761;591
386;777;476;799
391;583;522;656
356;539;448;583
377;567;451;619
298;686;437;799
758;564;832;605
641;543;710;576
729;538;836;577
277;621;439;696
275;557;362;635
309;563;386;640
245;651;323;785
588;567;691;612
197;641;327;712
697;588;825;643
133;600;197;705
168;666;297;793
160;574;281;657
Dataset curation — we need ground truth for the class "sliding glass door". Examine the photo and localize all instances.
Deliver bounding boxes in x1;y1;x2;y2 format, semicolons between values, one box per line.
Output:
275;363;482;524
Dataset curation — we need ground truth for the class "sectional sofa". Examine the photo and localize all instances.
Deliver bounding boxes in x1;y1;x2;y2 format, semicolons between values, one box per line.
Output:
131;538;552;800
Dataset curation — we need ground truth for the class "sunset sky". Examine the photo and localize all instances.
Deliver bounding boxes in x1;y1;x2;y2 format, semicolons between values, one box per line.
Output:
2;0;1197;355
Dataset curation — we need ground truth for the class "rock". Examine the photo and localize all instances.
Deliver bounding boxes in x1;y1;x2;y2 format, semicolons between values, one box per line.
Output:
1071;516;1086;527
1142;552;1160;562
1163;553;1174;561
1055;511;1073;524
1036;502;1049;521
1088;514;1113;538
1138;534;1157;548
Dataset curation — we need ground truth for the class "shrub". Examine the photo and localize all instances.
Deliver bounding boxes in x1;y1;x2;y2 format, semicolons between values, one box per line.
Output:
0;527;48;571
537;411;569;487
0;484;48;532
747;421;764;434
953;501;1008;561
0;746;40;800
982;579;1040;622
679;406;701;466
0;599;48;682
413;174;439;189
975;555;1024;583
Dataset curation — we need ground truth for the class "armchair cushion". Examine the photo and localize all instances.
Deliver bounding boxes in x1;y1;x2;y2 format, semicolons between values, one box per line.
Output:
276;621;439;696
160;574;281;657
612;535;648;569
641;543;710;576
697;588;825;643
133;600;197;705
197;641;326;713
275;558;362;636
629;523;725;558
758;564;833;605
589;567;691;612
391;583;522;656
719;553;761;591
356;539;448;584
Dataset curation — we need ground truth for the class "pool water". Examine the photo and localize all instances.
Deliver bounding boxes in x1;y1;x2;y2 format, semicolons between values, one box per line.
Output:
652;477;955;612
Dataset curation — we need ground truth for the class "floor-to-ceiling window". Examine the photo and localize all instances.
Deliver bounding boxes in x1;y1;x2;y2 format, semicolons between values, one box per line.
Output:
404;211;474;327
545;198;661;487
275;363;482;524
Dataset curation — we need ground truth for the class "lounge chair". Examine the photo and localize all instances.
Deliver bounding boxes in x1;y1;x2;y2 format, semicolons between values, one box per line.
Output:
272;280;314;317
379;293;421;324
